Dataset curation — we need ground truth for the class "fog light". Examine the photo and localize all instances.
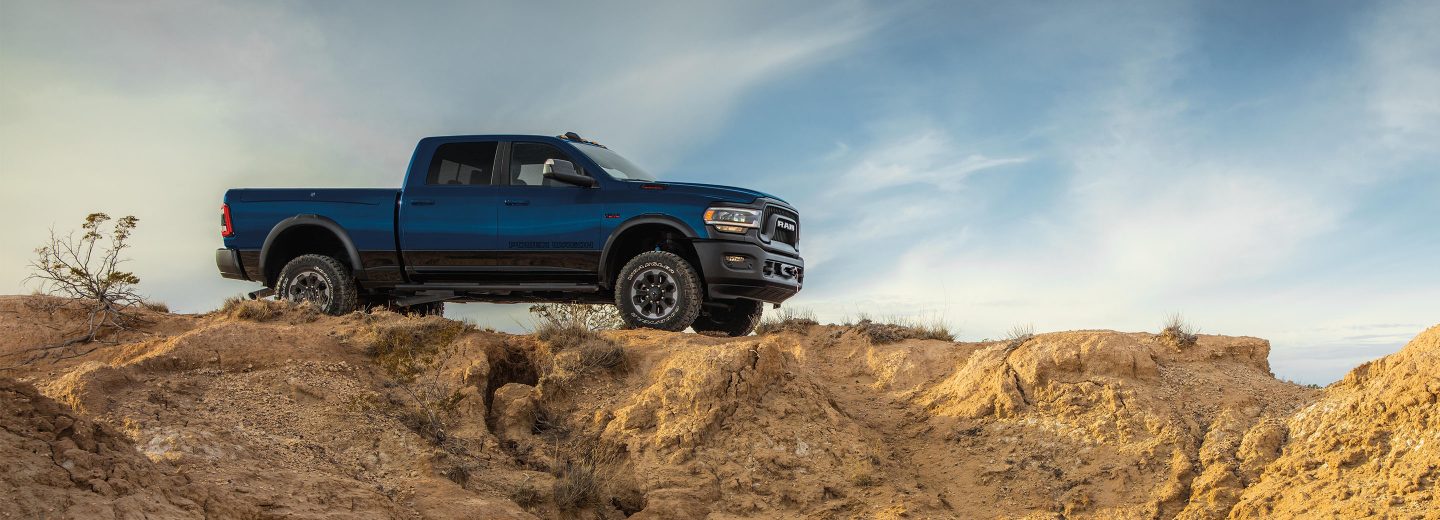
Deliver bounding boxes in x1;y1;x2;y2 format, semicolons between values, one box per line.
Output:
714;224;748;234
723;254;752;270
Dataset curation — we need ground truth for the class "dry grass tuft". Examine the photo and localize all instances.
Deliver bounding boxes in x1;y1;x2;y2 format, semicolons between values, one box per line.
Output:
362;316;469;443
553;460;600;510
140;300;170;313
846;454;882;487
846;314;955;344
219;296;318;323
755;307;820;335
511;475;544;509
1004;323;1035;351
1159;312;1198;349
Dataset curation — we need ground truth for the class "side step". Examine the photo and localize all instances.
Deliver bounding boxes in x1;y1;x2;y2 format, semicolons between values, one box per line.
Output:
392;283;600;293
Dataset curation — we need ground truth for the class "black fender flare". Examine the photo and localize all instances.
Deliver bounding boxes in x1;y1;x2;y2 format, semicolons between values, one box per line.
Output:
258;214;363;285
598;215;699;289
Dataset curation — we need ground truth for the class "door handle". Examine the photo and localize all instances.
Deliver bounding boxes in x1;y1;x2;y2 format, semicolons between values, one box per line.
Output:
410;199;435;206
504;199;530;206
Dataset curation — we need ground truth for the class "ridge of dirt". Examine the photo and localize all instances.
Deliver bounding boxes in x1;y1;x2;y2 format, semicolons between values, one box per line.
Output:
1;295;1436;519
1229;324;1440;519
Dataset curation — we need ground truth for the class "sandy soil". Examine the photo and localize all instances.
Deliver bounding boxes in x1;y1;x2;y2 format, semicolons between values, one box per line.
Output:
0;295;1435;519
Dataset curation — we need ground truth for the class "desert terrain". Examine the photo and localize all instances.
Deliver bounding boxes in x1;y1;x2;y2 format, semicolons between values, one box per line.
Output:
1;295;1435;519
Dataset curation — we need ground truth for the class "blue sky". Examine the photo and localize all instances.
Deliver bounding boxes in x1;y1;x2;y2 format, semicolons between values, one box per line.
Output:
1;0;1435;384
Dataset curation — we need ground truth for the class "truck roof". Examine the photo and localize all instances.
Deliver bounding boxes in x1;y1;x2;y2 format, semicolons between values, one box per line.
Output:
420;132;605;148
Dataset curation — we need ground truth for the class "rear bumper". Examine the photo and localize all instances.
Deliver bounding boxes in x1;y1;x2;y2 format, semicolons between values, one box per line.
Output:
693;240;803;303
216;248;249;281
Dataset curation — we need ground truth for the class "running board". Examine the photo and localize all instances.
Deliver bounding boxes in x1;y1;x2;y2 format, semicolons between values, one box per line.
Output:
396;290;455;307
393;283;600;293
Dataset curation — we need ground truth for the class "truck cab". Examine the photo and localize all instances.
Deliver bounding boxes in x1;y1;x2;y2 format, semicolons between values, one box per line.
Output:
216;133;803;336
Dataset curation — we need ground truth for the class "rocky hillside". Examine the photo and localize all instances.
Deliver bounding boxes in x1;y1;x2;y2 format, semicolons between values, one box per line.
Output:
0;295;1435;519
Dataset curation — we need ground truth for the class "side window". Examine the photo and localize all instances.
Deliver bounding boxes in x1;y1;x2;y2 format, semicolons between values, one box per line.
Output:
509;142;584;188
426;142;498;186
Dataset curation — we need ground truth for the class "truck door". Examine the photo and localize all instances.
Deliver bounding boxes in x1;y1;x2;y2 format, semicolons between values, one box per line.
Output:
492;141;604;282
397;140;501;282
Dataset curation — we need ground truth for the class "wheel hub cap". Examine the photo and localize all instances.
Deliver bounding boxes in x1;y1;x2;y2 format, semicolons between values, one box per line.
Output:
288;270;332;306
630;268;678;320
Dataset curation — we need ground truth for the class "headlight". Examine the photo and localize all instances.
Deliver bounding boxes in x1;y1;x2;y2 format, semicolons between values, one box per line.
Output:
704;207;761;233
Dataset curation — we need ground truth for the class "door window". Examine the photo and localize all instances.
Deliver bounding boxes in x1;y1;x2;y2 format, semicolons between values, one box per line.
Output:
426;142;498;186
509;142;585;187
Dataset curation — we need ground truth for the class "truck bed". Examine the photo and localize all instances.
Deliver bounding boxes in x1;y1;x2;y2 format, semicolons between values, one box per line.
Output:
223;188;401;281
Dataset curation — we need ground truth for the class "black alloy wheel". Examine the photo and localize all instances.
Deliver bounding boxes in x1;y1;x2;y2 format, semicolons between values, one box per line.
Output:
615;251;702;331
275;254;358;316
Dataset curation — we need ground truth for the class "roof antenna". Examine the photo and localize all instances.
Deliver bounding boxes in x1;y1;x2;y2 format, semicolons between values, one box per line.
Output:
564;131;583;141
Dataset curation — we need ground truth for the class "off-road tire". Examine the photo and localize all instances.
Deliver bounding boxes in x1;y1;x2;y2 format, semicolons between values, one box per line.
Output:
691;299;764;337
615;251;703;331
275;254;358;316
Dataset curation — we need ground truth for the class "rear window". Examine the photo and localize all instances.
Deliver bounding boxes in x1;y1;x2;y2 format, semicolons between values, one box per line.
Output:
426;142;498;186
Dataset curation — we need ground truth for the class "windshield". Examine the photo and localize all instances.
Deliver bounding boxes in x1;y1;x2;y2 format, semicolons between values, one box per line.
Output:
575;144;656;182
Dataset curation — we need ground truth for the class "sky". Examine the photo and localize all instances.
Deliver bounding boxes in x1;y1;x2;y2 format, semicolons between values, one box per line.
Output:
1;0;1436;384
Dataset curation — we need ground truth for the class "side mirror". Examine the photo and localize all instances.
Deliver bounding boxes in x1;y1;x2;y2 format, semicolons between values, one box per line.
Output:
542;159;596;187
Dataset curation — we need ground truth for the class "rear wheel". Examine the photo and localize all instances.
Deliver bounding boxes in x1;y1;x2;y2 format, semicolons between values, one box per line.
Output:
275;254;357;315
691;299;764;337
615;251;702;331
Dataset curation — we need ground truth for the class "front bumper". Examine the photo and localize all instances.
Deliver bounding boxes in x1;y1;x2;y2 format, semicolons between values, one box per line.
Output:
216;248;249;281
693;240;803;303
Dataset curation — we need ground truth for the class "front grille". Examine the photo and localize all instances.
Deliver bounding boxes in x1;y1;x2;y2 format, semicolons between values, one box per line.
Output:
764;205;800;247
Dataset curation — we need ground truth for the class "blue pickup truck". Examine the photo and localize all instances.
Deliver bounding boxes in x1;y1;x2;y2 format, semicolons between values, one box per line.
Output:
216;133;803;336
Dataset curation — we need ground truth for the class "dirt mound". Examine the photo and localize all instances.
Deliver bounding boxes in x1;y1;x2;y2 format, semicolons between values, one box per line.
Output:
0;376;258;519
1;295;1435;519
1231;325;1440;518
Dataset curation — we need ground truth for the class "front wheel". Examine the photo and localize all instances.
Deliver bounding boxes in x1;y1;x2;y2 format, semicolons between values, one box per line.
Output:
691;299;763;337
614;251;703;331
275;254;358;316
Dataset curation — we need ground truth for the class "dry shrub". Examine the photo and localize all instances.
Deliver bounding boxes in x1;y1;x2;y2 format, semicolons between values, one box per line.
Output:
553;460;599;510
363;317;469;443
1160;312;1198;349
529;303;624;332
141;300;169;313
847;314;955;344
756;307;819;335
17;212;148;364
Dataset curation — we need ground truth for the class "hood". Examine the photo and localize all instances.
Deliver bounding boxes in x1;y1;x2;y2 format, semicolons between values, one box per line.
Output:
650;181;786;205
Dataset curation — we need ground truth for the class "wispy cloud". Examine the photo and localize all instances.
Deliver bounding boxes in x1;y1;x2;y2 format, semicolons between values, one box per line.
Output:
1363;0;1440;154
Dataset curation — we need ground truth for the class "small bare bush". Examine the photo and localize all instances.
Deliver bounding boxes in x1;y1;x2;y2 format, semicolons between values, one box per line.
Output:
846;314;955;344
529;303;624;332
364;317;469;443
16;213;147;365
755;307;819;335
1160;312;1198;349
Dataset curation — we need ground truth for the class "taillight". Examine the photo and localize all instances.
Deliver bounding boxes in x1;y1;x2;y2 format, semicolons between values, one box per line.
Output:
221;203;234;238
